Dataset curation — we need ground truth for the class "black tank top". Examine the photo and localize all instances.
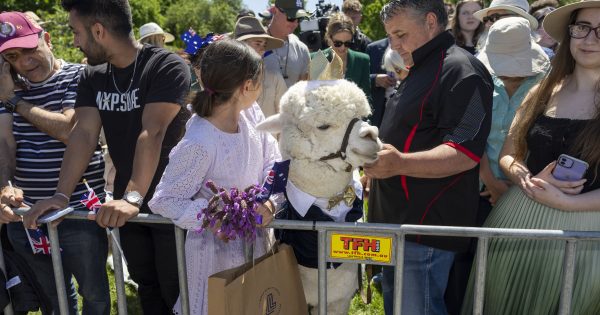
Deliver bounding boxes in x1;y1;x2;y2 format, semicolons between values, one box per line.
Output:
526;115;599;192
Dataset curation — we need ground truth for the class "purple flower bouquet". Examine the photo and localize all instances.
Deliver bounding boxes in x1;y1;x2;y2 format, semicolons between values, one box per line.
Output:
197;180;266;242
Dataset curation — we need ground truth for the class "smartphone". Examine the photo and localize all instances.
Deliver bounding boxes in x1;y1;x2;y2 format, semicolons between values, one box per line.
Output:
552;154;589;181
0;55;27;90
38;207;74;224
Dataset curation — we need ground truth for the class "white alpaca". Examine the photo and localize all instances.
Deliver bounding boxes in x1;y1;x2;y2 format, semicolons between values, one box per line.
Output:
257;79;382;315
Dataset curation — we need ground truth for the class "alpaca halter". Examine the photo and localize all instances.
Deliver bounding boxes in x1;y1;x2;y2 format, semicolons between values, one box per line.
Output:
318;118;360;172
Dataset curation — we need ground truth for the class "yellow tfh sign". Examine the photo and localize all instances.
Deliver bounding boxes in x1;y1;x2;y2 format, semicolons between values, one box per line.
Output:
330;233;393;263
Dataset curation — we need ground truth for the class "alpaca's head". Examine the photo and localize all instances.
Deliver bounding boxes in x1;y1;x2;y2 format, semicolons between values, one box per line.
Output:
257;80;382;172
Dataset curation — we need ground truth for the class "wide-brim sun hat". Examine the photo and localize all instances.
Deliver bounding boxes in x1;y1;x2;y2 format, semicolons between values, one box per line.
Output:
139;22;175;43
543;0;600;42
473;0;539;29
477;17;549;77
234;16;284;51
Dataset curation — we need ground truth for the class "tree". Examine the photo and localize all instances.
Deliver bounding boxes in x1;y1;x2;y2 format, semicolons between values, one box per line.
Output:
360;0;386;41
165;0;242;46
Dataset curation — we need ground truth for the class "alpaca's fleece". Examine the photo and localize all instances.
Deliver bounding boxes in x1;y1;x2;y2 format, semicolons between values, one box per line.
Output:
257;80;382;197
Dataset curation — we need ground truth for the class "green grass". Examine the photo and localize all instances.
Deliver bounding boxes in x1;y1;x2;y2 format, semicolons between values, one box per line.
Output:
27;266;141;315
28;265;382;314
349;274;385;315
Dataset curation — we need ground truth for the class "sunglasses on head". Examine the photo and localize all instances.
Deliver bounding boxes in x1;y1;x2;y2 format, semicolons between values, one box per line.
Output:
333;40;352;48
277;7;300;22
482;13;518;24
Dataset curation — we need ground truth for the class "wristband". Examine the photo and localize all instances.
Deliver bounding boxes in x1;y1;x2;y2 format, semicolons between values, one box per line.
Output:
53;192;70;203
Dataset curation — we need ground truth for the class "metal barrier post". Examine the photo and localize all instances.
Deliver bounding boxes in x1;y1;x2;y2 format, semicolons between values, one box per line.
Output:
0;225;14;315
558;240;577;315
318;229;327;315
47;223;69;315
110;228;127;315
244;241;253;263
174;226;190;315
473;236;489;315
393;233;405;315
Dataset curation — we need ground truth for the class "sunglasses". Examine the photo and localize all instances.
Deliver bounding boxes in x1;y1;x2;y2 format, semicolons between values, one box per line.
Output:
568;24;600;40
277;7;301;22
333;40;352;48
482;13;518;24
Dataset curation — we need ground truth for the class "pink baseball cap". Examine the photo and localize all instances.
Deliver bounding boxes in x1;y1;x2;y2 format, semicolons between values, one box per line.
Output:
0;11;43;53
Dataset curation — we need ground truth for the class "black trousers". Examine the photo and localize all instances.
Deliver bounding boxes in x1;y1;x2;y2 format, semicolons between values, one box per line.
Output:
120;222;180;315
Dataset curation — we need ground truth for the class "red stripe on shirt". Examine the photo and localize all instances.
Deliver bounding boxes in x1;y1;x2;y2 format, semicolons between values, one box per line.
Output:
444;142;481;163
400;49;446;200
415;173;465;242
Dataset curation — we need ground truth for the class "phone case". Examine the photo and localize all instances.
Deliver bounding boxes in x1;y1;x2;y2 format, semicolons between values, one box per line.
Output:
552;154;589;181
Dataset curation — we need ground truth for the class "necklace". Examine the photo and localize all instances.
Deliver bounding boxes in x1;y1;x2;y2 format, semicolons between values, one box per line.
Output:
110;48;140;94
273;36;289;79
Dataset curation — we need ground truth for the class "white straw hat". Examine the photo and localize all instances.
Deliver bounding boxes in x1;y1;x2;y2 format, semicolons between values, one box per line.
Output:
473;0;539;29
543;0;600;42
139;22;174;43
477;17;549;77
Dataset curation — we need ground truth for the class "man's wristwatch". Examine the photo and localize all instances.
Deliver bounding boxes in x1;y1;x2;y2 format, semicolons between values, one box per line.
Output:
123;191;144;207
3;95;22;113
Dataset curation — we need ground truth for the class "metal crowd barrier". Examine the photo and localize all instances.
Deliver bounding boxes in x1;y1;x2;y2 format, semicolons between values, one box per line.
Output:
4;210;600;315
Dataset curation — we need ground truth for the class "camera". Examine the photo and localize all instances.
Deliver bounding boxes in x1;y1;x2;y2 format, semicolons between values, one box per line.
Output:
559;157;573;168
299;0;339;52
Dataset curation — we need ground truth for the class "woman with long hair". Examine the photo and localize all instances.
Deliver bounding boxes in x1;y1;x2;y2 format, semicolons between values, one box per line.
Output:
462;1;600;314
451;0;484;54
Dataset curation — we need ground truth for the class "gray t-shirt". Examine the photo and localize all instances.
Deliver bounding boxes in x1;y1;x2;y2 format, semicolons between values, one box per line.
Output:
264;33;310;88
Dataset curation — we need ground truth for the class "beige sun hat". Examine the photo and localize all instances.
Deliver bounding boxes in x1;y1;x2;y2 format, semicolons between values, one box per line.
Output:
139;22;175;43
473;0;539;29
477;17;549;77
234;16;284;51
543;0;600;42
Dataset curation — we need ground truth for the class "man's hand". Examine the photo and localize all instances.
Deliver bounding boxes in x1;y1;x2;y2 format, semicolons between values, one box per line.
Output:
480;179;511;206
360;175;371;199
90;199;139;228
363;144;403;179
0;204;22;224
23;196;69;229
1;185;24;208
0;60;16;102
375;74;396;88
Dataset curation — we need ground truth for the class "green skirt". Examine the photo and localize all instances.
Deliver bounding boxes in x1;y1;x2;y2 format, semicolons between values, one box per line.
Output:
461;187;600;315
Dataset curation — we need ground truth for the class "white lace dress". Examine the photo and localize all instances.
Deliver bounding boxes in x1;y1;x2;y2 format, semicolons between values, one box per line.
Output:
148;106;280;315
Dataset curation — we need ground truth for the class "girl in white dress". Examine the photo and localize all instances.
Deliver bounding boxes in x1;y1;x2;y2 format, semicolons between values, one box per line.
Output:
148;39;280;315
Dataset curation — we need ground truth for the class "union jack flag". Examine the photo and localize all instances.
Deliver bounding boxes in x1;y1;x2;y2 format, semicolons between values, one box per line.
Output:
80;188;102;213
25;228;52;255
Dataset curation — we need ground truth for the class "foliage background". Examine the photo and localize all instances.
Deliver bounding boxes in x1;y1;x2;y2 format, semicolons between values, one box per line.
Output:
358;0;581;43
0;0;242;63
0;0;584;62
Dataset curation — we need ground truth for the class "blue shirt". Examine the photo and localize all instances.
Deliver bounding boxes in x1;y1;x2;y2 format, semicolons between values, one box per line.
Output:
485;73;545;181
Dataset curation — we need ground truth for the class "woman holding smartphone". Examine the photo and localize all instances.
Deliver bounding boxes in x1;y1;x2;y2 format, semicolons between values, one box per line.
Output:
462;2;600;314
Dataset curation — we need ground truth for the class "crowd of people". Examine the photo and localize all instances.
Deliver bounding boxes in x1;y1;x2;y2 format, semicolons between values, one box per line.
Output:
0;0;599;314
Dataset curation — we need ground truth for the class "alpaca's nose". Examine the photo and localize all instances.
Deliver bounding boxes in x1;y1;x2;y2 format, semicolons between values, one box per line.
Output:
359;124;379;142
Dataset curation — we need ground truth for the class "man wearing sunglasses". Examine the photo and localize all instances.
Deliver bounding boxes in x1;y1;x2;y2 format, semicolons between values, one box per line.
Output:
473;0;538;50
265;0;311;87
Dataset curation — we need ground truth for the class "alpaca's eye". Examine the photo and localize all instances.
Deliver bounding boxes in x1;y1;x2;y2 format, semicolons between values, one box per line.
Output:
317;124;330;130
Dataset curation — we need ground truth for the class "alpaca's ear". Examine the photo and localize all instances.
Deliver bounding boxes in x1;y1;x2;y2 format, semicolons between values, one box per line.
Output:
256;114;283;133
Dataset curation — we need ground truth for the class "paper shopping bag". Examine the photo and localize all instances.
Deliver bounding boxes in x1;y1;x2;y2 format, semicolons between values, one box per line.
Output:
208;243;308;315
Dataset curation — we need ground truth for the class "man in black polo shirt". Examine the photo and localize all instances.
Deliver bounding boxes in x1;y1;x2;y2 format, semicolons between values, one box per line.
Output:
363;1;492;314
